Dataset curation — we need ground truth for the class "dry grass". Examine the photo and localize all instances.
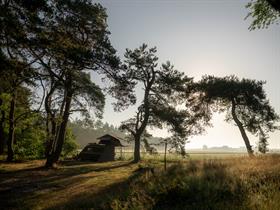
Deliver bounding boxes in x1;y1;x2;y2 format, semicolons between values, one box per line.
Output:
0;160;137;210
0;155;280;210
110;155;280;210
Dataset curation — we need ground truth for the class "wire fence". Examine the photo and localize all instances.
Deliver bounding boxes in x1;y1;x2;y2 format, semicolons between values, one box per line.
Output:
114;149;249;161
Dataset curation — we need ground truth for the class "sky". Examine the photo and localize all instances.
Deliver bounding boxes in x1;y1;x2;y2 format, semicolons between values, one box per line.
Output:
91;0;280;149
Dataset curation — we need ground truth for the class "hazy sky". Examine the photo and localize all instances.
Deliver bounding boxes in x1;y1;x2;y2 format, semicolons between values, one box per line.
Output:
92;0;280;149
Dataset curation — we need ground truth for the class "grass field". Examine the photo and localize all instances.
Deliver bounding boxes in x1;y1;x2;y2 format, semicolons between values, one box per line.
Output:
115;151;249;161
0;155;280;210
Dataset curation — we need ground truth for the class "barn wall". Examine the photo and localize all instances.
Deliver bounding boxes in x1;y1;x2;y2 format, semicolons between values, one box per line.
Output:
98;145;115;162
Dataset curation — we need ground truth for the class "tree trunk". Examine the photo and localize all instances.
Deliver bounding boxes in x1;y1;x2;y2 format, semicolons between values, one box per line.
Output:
133;134;141;163
45;153;56;168
7;92;16;162
45;118;56;162
45;90;72;168
231;100;254;156
131;72;156;163
52;93;72;162
45;90;51;157
44;85;57;158
0;110;5;155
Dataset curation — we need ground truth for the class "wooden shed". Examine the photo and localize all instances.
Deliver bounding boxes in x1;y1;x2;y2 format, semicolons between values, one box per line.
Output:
78;134;124;162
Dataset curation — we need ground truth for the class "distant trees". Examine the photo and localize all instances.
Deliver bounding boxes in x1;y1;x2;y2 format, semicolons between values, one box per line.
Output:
69;119;125;148
188;75;279;155
119;44;193;162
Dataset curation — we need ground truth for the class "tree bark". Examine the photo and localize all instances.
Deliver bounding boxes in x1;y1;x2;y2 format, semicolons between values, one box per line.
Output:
7;92;16;162
44;89;57;158
45;88;72;168
45;117;57;161
231;99;254;156
132;71;156;163
52;92;72;162
133;134;141;163
0;110;5;155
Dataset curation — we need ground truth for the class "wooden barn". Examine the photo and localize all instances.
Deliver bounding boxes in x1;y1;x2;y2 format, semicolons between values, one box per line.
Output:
78;134;124;162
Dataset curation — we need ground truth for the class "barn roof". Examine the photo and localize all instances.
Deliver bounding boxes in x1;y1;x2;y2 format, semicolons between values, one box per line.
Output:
97;134;124;147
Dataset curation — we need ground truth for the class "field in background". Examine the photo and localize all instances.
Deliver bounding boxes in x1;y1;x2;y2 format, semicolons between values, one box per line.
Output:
0;154;280;209
115;150;249;161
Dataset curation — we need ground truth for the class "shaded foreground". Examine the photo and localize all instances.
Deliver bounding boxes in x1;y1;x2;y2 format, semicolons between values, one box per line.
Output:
0;156;280;209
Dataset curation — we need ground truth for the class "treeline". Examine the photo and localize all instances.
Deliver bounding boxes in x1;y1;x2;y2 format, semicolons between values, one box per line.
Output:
69;120;164;152
69;120;126;148
0;1;279;167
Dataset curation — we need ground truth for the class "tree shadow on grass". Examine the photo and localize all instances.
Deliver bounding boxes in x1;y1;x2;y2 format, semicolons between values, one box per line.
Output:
0;160;133;178
44;160;250;210
0;161;134;209
45;168;148;210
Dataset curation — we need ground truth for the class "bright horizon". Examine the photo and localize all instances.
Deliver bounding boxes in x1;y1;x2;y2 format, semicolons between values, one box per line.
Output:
89;0;280;149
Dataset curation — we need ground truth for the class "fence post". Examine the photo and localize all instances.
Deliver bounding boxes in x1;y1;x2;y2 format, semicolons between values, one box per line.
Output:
164;141;167;171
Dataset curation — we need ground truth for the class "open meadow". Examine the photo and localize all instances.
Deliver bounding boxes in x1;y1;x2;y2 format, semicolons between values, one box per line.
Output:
1;154;280;210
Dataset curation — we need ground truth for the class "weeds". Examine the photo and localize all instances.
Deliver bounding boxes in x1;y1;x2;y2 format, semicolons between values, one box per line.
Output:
110;156;280;210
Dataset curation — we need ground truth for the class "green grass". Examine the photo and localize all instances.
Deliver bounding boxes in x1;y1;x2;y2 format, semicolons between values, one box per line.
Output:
0;155;280;209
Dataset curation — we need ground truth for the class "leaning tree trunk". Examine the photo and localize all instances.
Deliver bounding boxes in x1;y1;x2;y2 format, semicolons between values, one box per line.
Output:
133;134;141;163
45;89;72;168
7;92;16;162
231;100;254;156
